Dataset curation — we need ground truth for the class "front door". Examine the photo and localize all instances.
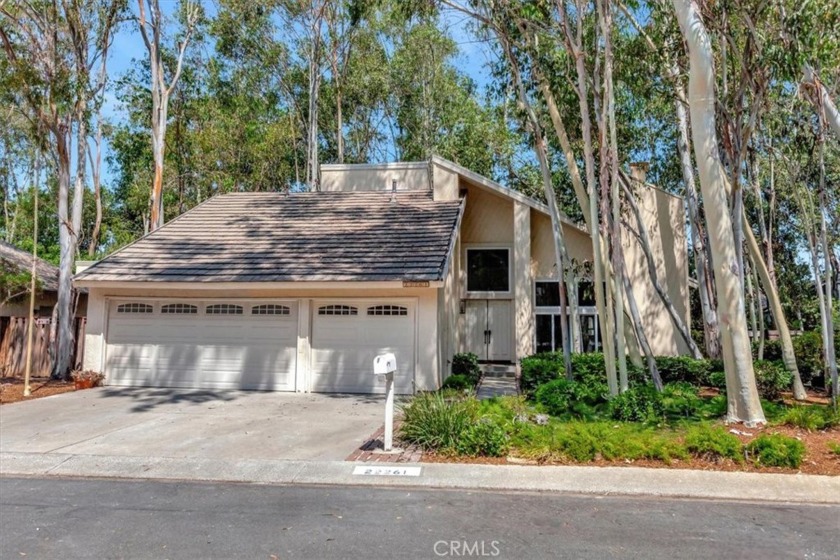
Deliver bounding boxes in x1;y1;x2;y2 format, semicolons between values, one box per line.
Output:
465;300;512;362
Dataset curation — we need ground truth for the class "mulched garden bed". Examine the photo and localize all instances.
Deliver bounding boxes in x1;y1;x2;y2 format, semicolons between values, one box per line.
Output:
0;376;77;405
422;423;840;476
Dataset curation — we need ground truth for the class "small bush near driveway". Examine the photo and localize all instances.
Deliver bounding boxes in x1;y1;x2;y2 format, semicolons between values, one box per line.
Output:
745;434;806;468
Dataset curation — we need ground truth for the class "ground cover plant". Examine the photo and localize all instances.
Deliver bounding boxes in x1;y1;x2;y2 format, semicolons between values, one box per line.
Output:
401;352;839;474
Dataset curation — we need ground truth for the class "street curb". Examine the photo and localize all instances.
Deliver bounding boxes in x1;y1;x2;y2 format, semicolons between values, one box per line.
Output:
2;451;838;504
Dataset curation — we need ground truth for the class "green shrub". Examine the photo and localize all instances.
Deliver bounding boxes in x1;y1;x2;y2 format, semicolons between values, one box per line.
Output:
441;374;474;391
540;422;686;463
534;378;606;419
745;434;805;468
655;356;712;387
534;378;575;416
456;419;509;457
570;353;607;384
754;338;783;362
661;382;702;419
779;405;840;431
754;360;792;401
708;370;727;390
792;332;823;386
399;391;475;452
828;442;840;456
452;352;481;385
609;384;664;423
520;353;564;396
684;425;743;462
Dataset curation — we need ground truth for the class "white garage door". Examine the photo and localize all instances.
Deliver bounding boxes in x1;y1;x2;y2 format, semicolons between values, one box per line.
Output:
106;300;298;391
311;301;416;394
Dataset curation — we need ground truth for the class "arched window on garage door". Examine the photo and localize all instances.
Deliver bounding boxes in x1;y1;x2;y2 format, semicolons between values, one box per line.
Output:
367;305;408;316
251;304;291;316
161;303;198;314
116;303;153;314
318;305;358;316
206;303;244;315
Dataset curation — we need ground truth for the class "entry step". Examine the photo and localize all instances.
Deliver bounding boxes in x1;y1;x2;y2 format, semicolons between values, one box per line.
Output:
480;364;517;378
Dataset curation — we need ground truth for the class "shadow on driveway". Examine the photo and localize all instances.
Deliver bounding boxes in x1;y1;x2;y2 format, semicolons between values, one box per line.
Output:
98;387;237;413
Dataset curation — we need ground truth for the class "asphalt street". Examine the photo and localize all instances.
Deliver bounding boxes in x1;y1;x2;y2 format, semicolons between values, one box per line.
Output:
1;477;837;559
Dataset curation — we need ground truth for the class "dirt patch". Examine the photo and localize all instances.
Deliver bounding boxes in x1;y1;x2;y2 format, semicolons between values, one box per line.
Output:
0;377;76;405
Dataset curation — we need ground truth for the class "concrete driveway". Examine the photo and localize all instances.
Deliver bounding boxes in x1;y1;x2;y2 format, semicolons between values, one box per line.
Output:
0;388;385;461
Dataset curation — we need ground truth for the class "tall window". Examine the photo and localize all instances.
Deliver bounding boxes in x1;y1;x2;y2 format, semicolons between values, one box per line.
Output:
534;280;600;353
466;248;510;293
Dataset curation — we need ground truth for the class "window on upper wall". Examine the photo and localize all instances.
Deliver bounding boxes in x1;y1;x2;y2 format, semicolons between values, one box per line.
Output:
535;281;598;307
466;248;510;293
535;282;561;307
578;281;596;306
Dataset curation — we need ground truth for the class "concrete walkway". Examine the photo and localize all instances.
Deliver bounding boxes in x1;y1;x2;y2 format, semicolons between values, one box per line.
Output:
476;377;518;399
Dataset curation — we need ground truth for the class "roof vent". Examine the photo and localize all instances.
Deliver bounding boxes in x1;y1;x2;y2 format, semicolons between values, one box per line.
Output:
391;178;397;203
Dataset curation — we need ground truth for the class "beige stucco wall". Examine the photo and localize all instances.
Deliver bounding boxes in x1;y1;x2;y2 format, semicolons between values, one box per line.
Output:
460;182;515;244
530;212;594;279
432;162;460;201
83;285;440;393
527;186;689;357
622;186;690;356
320;163;430;192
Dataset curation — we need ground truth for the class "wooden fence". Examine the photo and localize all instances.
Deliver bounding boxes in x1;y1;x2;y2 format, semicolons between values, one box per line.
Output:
0;316;86;377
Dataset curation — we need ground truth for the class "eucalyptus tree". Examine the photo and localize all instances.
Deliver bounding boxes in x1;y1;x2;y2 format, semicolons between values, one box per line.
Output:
1;0;121;378
671;0;765;424
136;0;200;231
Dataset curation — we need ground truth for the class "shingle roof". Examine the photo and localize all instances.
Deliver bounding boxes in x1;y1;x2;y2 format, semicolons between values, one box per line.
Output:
0;240;60;291
76;191;464;283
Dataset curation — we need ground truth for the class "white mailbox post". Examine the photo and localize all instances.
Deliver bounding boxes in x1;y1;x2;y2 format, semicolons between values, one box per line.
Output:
373;352;397;451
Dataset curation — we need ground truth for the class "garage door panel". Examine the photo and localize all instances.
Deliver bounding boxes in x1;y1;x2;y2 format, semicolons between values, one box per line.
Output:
105;344;155;386
106;300;298;391
311;302;415;394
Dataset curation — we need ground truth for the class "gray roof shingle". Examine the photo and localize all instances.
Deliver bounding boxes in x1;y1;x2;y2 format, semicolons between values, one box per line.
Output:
76;191;464;283
1;240;60;291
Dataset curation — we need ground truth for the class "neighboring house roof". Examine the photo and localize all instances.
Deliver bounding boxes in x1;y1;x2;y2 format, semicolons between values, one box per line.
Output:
0;240;60;292
76;191;464;283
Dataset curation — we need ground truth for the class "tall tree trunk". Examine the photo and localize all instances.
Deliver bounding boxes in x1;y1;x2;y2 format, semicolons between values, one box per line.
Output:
88;119;103;257
672;0;764;424
598;0;627;391
752;258;765;360
138;0;197;231
52;128;75;379
675;84;720;358
500;28;572;378
535;73;591;228
817;139;838;407
72;114;86;248
622;178;704;359
306;7;324;190
622;266;662;390
565;0;616;393
742;214;807;399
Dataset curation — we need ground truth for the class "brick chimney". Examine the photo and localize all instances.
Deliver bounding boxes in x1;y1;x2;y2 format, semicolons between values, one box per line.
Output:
629;162;649;183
